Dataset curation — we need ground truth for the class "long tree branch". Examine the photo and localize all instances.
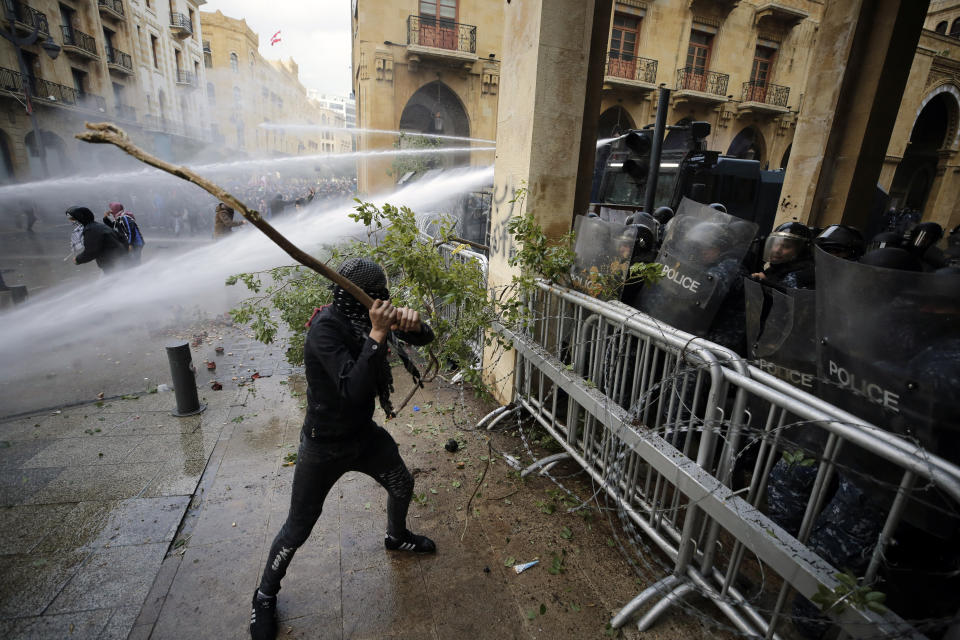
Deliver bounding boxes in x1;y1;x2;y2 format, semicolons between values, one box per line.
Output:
75;122;374;308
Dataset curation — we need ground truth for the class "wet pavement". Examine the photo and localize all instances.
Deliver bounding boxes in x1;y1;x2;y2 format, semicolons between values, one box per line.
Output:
0;317;717;639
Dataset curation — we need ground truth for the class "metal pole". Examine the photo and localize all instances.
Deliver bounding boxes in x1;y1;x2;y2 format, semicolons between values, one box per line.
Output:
165;343;206;417
643;85;670;214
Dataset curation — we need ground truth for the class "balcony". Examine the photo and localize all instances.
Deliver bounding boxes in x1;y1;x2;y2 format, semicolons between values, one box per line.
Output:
603;51;657;92
96;0;123;21
754;2;808;29
61;25;99;60
738;80;790;115
202;39;211;53
4;0;50;39
673;67;729;105
106;46;133;75
169;12;192;38
175;70;195;87
405;15;477;66
115;103;136;122
0;65;74;105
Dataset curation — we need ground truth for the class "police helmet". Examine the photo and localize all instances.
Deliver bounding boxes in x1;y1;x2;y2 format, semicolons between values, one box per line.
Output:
762;221;812;264
652;206;674;225
708;203;727;213
904;222;943;254
860;247;922;272
814;224;865;260
867;231;902;253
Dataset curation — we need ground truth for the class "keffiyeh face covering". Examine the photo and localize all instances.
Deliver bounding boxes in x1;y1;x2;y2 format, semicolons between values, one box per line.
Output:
332;258;422;419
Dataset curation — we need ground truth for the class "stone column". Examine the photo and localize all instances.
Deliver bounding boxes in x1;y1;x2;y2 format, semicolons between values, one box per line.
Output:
775;0;930;230
482;0;612;403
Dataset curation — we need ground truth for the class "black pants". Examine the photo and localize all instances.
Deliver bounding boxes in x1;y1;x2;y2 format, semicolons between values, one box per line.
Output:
257;425;414;596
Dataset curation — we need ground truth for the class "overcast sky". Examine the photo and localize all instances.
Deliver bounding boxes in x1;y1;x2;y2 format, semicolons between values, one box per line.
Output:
201;0;353;96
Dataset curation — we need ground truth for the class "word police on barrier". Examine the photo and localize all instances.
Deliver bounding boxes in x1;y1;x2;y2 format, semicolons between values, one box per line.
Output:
827;360;901;413
661;264;702;294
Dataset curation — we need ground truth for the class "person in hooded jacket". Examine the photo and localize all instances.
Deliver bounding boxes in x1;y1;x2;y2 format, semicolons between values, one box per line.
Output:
249;257;436;640
103;202;145;264
67;206;127;273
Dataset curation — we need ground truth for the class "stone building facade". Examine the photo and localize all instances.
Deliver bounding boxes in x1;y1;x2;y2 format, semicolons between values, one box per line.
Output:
0;0;210;181
350;0;504;193
354;0;960;229
200;10;352;158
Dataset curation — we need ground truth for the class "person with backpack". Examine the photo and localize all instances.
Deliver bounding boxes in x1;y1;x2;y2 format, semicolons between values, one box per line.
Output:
68;206;127;273
103;202;145;264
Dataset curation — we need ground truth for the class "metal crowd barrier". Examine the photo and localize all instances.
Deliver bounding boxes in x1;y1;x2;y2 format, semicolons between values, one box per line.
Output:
489;280;960;639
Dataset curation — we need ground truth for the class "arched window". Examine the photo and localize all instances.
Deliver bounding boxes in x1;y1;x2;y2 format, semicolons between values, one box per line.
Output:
207;82;215;104
249;50;255;68
951;18;960;37
229;52;239;72
233;86;241;105
936;21;948;34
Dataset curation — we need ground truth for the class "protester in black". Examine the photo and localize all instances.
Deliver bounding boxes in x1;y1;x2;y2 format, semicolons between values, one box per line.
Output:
250;258;436;640
67;206;127;273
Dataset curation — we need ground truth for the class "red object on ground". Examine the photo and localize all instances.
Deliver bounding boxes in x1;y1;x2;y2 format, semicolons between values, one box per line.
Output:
210;381;223;390
206;361;216;370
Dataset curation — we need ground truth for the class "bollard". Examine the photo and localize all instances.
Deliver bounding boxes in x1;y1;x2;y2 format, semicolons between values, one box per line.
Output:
165;342;206;417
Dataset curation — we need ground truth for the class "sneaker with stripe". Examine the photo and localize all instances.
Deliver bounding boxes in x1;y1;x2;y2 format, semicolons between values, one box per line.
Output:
384;529;436;553
249;590;278;640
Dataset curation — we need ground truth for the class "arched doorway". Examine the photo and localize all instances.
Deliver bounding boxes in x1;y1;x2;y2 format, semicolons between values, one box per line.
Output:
727;126;766;164
0;129;14;183
24;129;70;177
780;143;792;170
397;81;470;171
597;105;635;139
889;89;959;214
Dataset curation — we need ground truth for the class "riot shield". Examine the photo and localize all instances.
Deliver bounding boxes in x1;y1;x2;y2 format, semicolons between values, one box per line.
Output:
571;215;638;297
816;247;960;534
744;278;816;391
636;198;758;335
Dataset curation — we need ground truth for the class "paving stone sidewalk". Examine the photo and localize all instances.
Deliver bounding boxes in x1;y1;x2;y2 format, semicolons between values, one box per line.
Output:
1;332;716;639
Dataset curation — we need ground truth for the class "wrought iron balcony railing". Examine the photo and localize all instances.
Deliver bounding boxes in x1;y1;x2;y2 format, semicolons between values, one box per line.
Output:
741;80;789;108
115;103;136;121
61;25;98;57
170;12;192;35
676;67;729;96
105;45;133;71
0;65;85;106
4;0;49;37
604;51;657;84
406;14;476;54
176;70;194;85
97;0;123;18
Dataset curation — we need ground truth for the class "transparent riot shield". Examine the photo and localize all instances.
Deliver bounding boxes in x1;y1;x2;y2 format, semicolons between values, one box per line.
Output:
744;278;817;391
636;198;758;335
571;215;638;297
816;247;960;534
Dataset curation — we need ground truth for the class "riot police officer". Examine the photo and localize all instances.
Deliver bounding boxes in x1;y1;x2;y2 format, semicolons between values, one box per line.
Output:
813;224;865;260
752;221;815;289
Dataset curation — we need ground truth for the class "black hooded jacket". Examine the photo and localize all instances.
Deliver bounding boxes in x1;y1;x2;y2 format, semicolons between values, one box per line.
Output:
302;305;434;442
72;208;127;271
